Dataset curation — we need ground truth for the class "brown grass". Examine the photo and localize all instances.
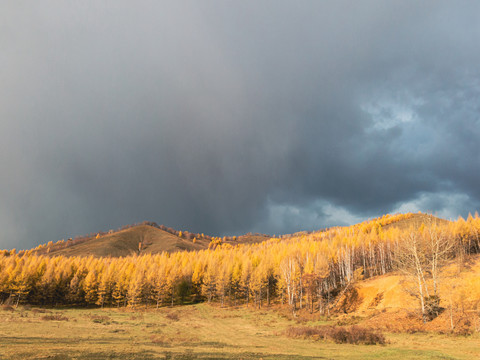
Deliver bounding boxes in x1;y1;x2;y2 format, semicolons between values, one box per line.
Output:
1;304;480;359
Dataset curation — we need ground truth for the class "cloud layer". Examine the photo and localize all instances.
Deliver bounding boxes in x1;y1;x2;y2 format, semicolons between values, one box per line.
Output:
1;1;480;249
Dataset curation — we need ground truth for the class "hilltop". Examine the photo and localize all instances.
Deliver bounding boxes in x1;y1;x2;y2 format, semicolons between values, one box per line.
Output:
37;225;206;257
30;222;271;257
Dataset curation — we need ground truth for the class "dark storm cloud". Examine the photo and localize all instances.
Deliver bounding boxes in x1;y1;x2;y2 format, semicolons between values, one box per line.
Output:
1;1;480;249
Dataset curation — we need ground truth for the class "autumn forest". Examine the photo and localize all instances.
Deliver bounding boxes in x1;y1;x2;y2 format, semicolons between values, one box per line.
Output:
2;213;480;323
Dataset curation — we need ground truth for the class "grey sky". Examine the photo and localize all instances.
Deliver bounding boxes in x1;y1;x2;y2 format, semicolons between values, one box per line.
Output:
1;1;480;249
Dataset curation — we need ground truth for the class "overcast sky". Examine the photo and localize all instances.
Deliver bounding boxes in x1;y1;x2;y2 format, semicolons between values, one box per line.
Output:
1;1;480;249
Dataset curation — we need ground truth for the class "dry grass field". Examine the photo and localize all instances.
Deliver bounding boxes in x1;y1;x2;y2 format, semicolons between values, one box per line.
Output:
1;303;479;359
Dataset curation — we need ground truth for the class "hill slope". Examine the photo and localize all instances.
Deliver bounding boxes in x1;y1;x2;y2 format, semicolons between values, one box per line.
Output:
31;212;446;258
381;212;449;230
37;225;209;257
331;254;480;333
34;225;272;257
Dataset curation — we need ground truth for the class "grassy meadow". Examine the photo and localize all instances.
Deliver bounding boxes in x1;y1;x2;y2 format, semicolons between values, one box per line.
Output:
1;303;479;360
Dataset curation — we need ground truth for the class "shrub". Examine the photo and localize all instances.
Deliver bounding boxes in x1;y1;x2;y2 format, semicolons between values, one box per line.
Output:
41;314;69;321
284;326;326;339
90;315;111;324
150;335;170;346
406;326;424;334
332;326;386;345
166;312;180;321
32;308;47;314
285;325;386;345
424;295;442;320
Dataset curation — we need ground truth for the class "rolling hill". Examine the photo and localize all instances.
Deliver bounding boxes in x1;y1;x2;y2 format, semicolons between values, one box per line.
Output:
29;212;444;258
380;212;449;230
37;225;207;257
32;223;272;257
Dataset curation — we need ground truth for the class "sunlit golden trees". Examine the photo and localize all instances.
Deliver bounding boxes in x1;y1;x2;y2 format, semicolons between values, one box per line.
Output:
10;263;32;307
201;257;217;303
68;265;87;305
240;256;252;306
215;257;232;306
230;259;242;305
97;263;115;307
127;268;145;308
2;212;480;313
112;275;128;307
280;256;297;313
394;220;455;322
83;270;98;305
249;253;267;308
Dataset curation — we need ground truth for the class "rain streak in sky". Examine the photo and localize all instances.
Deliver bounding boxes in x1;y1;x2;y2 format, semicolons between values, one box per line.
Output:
1;1;480;249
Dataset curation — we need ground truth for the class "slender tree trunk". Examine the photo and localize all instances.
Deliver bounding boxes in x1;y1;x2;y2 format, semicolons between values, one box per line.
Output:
267;285;270;307
326;289;330;318
259;287;262;308
449;300;454;332
417;273;426;323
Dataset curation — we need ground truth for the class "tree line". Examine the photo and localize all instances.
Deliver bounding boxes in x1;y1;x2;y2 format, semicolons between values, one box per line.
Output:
1;213;479;319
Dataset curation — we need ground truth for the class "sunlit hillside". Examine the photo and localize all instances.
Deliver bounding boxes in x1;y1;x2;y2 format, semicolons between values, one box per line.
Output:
35;225;209;257
27;222;271;257
1;212;480;334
